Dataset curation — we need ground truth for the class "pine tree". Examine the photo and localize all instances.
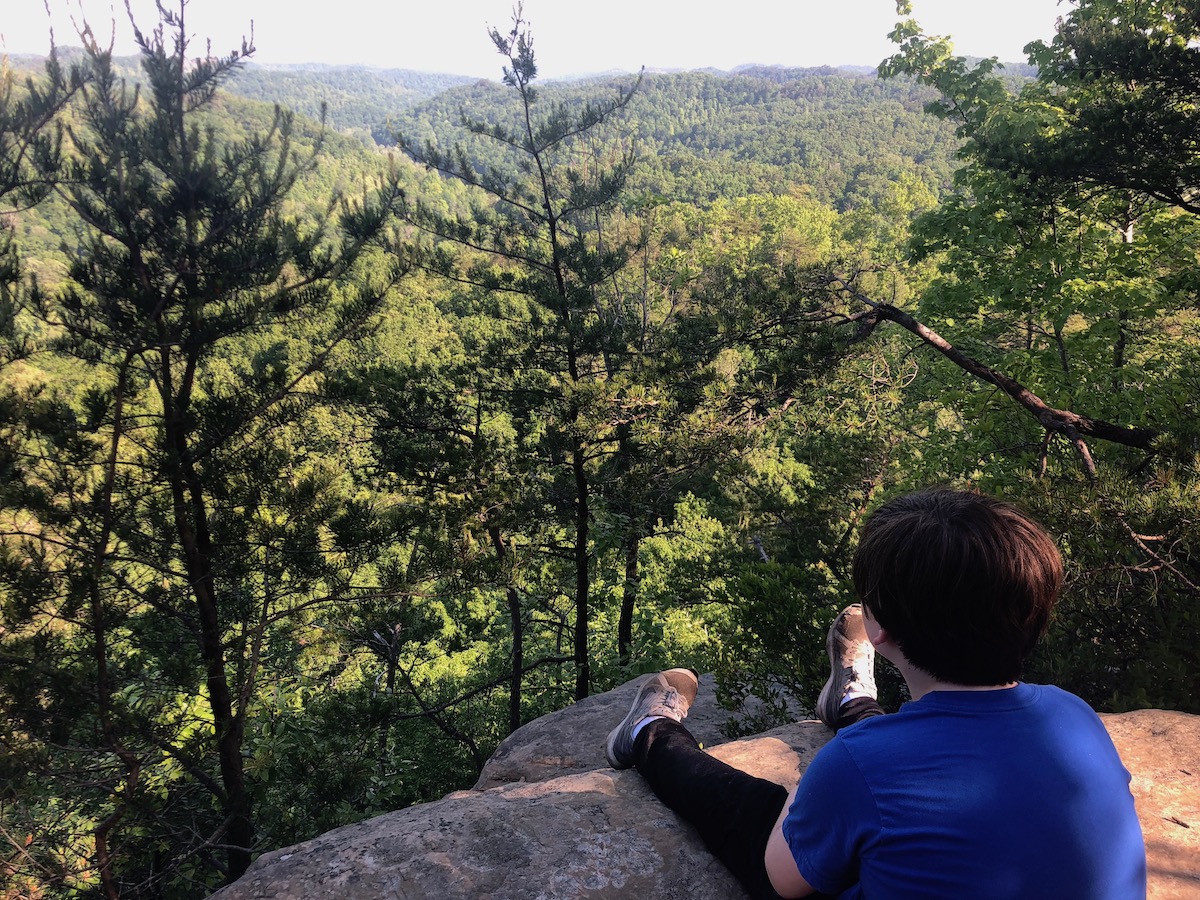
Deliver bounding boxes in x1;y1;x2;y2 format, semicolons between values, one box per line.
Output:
396;8;641;701
0;3;406;893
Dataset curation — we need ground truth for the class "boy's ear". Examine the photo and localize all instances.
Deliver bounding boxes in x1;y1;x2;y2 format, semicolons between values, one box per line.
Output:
862;608;903;668
862;613;890;650
868;626;890;650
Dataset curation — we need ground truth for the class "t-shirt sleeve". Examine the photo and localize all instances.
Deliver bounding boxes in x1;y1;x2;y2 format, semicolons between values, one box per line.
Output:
781;736;880;895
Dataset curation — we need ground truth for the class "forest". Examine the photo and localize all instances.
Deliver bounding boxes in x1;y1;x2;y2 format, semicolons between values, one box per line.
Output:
1;0;1197;896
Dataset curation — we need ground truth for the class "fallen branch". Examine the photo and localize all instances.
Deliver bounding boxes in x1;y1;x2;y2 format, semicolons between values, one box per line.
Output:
829;277;1160;480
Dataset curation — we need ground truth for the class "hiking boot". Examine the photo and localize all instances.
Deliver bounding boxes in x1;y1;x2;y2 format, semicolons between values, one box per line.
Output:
816;603;877;727
604;668;699;769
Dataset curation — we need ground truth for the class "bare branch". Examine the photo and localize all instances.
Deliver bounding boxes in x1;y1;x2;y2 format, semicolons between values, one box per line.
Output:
828;276;1160;479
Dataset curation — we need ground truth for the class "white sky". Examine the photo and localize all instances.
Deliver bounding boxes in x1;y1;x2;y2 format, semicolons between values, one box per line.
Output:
3;0;1068;78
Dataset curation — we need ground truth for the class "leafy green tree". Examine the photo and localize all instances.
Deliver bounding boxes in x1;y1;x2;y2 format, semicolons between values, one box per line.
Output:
634;197;921;720
875;0;1192;475
872;0;1200;711
1004;0;1200;214
0;48;88;531
341;273;577;736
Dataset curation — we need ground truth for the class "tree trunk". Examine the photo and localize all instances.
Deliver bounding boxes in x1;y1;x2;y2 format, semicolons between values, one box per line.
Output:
488;525;524;732
618;532;639;666
180;477;254;881
572;442;591;700
377;626;399;770
1112;308;1127;394
507;584;524;730
161;348;253;882
1113;215;1133;393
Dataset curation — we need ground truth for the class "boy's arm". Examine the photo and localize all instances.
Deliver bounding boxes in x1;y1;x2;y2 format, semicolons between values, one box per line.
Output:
764;784;817;898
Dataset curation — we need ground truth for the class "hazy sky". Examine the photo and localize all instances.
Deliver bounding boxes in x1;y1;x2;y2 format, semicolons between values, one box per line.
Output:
3;1;1068;78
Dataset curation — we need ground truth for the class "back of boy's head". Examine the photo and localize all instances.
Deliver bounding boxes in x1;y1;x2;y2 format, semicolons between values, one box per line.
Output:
852;488;1063;686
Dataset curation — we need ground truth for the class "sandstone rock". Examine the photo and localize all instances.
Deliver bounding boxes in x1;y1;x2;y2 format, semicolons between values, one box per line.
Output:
212;679;1200;900
214;718;826;900
1100;709;1200;899
213;769;746;899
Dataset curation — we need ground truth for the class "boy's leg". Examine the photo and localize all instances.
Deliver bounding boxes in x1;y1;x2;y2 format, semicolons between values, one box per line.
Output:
634;719;787;900
816;603;885;730
607;671;786;899
607;606;882;898
836;695;885;730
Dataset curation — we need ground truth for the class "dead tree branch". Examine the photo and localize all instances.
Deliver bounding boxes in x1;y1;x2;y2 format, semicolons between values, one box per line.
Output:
828;276;1160;480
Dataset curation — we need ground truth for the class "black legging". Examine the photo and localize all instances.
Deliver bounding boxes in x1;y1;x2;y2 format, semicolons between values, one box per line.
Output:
632;697;884;899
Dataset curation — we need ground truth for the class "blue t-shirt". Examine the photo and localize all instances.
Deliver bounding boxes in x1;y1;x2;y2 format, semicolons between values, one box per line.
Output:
782;683;1146;899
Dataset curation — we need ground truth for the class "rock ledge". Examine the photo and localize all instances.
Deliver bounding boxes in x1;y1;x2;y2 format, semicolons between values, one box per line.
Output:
214;679;1199;899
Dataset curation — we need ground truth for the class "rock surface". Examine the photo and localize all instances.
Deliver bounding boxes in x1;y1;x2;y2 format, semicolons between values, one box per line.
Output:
1101;709;1200;899
213;680;1199;900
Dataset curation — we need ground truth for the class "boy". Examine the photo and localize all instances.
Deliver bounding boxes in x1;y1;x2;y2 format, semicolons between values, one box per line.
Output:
605;488;1146;899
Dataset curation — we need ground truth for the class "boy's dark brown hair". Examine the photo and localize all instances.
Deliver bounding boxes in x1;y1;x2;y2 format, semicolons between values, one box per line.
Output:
851;488;1063;686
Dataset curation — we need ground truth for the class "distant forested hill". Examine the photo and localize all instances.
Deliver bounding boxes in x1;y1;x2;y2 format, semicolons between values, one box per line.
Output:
386;67;965;208
4;52;1023;209
216;58;967;206
6;52;975;245
7;53;476;131
224;64;477;131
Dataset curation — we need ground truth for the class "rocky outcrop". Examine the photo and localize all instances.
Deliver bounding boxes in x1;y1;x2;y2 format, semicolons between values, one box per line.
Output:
213;678;1200;900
